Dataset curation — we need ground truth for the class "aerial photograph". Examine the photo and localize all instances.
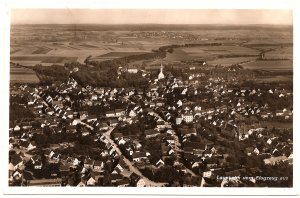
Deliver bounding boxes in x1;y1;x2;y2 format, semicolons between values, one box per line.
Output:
9;9;293;187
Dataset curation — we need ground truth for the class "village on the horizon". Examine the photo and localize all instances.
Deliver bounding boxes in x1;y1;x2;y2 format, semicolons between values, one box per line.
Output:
9;18;293;187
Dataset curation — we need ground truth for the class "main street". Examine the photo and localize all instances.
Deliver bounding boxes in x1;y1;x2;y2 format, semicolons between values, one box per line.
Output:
104;127;167;187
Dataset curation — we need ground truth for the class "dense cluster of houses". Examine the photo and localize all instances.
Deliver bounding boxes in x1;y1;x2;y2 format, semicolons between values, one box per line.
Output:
9;64;293;187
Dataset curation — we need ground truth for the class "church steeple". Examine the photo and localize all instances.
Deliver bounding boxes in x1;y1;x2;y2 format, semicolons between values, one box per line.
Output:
158;64;165;79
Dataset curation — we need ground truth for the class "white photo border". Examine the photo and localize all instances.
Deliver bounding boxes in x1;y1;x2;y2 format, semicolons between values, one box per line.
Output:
1;0;299;196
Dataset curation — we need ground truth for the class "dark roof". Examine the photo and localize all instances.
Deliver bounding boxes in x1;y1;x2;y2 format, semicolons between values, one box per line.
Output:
115;109;125;113
84;158;94;165
225;169;243;177
245;147;254;154
144;129;159;136
110;173;123;181
115;178;130;186
59;165;70;172
179;128;197;135
183;142;206;150
130;172;140;181
106;110;115;114
132;152;147;159
10;154;23;166
93;160;102;167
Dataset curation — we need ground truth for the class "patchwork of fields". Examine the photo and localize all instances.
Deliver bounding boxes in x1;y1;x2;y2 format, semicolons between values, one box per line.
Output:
10;25;293;84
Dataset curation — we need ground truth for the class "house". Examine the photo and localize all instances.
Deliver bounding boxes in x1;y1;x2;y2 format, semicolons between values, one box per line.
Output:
31;155;43;170
73;158;81;166
11;169;22;180
84;158;94;169
176;116;183;125
110;119;119;127
202;169;212;178
99;123;109;131
182;113;193;123
86;115;97;123
91;94;98;101
115;178;130;187
263;156;288;165
116;157;128;172
179;128;197;138
110;172;123;184
21;122;32;130
130;173;146;187
79;111;88;120
261;112;269;119
93;160;104;172
9;154;23;171
14;125;21;132
157;120;166;130
129;110;137;117
86;176;96;186
144;129;160;139
66;125;77;133
115;109;125;117
276;110;284;117
155;159;165;167
132;152;148;162
166;136;175;145
149;85;158;92
77;180;86;187
149;102;155;108
20;141;37;151
106;110;116;118
59;165;70;178
65;110;74;119
245;147;254;156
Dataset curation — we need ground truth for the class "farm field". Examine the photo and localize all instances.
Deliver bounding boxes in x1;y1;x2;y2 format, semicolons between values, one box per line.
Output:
181;45;260;56
207;57;257;66
242;60;293;70
264;47;293;60
10;56;78;66
10;65;40;83
10;40;157;65
256;75;293;82
163;45;260;64
263;121;293;129
10;24;293;70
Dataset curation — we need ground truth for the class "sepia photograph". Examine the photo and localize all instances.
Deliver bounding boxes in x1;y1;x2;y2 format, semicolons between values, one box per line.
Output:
2;0;299;196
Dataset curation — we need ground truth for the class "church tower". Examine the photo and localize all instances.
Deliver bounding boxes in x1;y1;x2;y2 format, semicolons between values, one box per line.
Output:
158;64;165;80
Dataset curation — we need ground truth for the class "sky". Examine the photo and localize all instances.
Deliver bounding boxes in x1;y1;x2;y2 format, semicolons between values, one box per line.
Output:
11;9;292;25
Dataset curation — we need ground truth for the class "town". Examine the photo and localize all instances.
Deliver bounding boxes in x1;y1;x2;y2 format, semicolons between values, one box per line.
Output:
9;61;293;187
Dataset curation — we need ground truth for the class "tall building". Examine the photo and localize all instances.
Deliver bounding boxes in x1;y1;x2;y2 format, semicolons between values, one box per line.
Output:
158;64;165;80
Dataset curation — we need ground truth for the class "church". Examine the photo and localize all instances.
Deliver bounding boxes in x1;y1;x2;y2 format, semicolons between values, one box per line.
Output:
158;64;165;80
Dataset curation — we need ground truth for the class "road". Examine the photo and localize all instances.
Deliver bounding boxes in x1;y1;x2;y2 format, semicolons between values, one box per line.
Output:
151;111;196;177
104;127;167;187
